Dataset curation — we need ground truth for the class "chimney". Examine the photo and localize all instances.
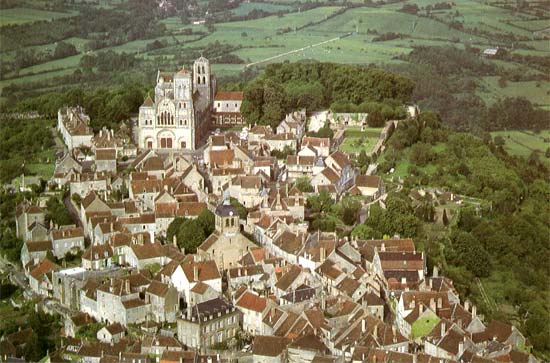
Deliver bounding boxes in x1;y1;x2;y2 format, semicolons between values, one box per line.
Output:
472;305;477;318
419;304;423;314
458;341;464;358
125;279;130;293
441;321;446;337
373;323;378;338
182;247;185;255
433;266;439;278
187;300;192;320
361;319;366;333
173;234;177;247
320;247;326;261
193;265;199;281
464;300;470;312
381;242;385;252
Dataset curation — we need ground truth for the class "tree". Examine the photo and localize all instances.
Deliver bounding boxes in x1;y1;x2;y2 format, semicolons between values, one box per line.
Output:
230;197;248;219
295;177;313;193
175;219;205;253
197;209;215;236
307;190;334;214
410;142;434;166
367;110;385;127
53;41;77;59
351;224;380;239
357;150;370;170
493;135;505;147
442;209;449;226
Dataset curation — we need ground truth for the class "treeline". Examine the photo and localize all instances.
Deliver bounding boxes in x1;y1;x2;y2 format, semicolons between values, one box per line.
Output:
14;84;147;130
241;62;414;128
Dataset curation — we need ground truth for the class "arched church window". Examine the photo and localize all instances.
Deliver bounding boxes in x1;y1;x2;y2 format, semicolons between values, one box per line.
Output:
202;65;205;74
171;114;174;125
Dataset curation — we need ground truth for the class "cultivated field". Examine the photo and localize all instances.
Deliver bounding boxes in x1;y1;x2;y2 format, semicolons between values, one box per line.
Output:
491;130;550;164
0;7;76;25
0;0;548;110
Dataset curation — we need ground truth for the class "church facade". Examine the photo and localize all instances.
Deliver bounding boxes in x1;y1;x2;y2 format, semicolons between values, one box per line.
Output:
137;56;216;151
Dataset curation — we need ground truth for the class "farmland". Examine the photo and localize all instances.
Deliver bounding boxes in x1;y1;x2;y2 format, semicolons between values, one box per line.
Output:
0;7;76;26
491;130;550;165
0;0;548;115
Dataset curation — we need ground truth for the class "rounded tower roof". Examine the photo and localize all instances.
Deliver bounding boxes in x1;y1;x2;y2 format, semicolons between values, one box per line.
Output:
215;201;238;217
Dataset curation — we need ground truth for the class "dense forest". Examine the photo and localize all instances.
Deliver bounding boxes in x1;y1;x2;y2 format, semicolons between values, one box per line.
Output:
240;62;413;128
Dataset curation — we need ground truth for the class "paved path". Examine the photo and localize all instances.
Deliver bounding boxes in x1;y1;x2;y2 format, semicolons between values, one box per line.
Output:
245;34;349;68
51;127;66;152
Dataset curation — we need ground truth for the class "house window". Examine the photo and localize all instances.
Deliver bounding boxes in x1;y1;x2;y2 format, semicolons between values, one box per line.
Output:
181;141;186;149
217;103;220;108
225;219;229;227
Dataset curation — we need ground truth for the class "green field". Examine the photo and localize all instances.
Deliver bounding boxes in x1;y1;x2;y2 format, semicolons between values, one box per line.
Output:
511;19;550;32
491;130;550;163
0;7;76;25
478;76;550;107
232;2;294;16
340;127;383;155
1;0;548;109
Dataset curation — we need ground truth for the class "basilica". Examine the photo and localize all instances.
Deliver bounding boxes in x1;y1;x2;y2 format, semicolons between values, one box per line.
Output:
136;56;216;151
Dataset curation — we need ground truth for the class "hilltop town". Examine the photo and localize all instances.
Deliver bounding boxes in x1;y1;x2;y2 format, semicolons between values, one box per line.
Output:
0;57;542;363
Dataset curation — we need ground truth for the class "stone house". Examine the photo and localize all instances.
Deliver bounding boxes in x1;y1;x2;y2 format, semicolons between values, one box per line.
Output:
15;203;45;240
252;335;290;363
324;151;355;193
146;281;179;323
160;258;222;304
21;240;52;266
64;312;94;338
57;107;94;150
50;226;85;259
82;244;113;270
226;176;263;209
97;323;125;343
189;281;219;304
212;91;244;127
235;289;270;335
80;192;111;232
177;297;241;350
264;133;297;152
28;258;59;296
69;172;109;198
95;278;150;326
95;148;117;173
301;136;330;157
351;175;385;201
